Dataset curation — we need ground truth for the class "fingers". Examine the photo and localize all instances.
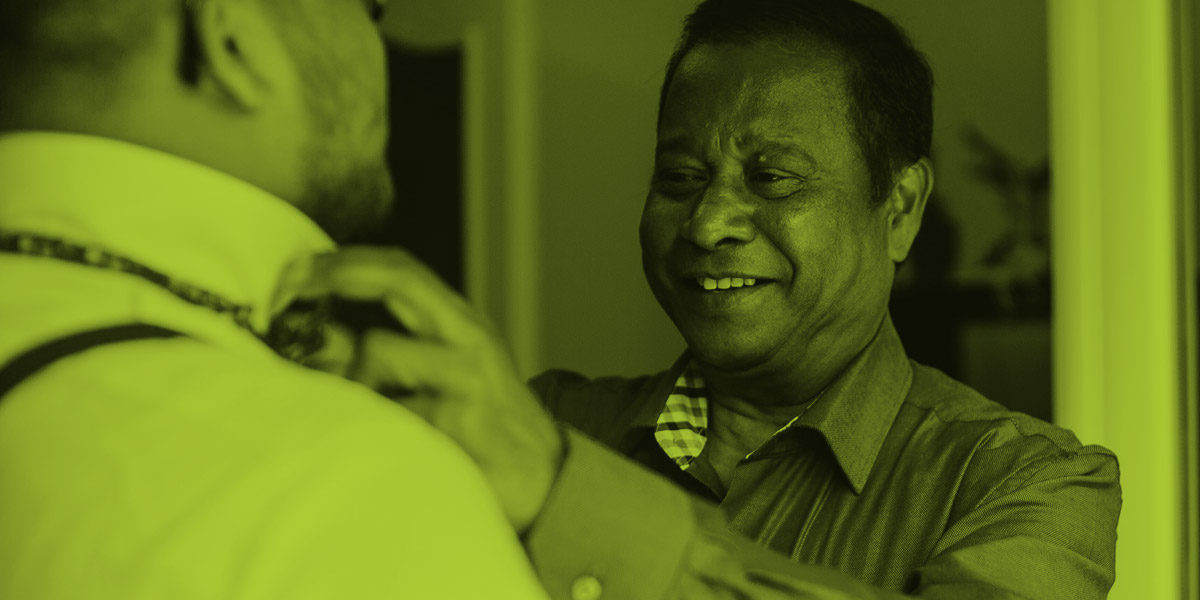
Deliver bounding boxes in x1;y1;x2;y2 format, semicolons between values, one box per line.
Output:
350;329;473;395
305;322;358;376
295;247;483;344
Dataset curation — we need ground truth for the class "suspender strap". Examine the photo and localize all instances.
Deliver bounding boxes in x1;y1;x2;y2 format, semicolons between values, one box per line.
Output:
0;324;185;401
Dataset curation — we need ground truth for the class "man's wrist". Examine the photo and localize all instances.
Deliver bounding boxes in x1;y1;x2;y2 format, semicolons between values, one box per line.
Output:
519;421;570;540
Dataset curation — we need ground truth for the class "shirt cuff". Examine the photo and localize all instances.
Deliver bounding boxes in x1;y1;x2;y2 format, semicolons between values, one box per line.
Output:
524;426;693;600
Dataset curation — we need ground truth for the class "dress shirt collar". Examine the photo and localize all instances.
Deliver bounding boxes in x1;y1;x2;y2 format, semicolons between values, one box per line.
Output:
637;315;913;494
628;353;692;431
791;315;913;493
0;131;336;332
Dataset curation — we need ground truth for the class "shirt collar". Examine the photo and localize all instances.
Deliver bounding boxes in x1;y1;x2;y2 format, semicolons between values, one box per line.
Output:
793;315;913;493
0;132;336;332
630;352;693;430
643;315;913;494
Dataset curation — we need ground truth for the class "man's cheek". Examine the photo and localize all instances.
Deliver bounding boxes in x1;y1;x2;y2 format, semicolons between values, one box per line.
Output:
638;210;673;258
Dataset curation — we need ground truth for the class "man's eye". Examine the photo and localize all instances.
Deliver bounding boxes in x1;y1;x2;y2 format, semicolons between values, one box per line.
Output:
747;169;806;199
654;169;708;197
751;172;787;184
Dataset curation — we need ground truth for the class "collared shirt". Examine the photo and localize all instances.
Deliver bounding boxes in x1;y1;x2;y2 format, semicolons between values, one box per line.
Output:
654;362;816;475
0;132;548;599
525;315;1120;599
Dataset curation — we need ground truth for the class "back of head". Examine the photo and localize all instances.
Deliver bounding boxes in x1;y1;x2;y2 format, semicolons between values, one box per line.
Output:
0;0;396;243
659;0;934;204
0;1;164;127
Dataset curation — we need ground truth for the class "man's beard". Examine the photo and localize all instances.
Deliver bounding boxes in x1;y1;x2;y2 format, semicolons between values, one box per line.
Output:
269;8;396;245
295;145;395;244
290;57;395;245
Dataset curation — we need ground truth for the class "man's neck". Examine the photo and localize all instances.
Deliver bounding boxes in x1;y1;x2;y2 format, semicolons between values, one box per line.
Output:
707;393;793;457
694;313;888;454
697;347;843;422
700;393;811;492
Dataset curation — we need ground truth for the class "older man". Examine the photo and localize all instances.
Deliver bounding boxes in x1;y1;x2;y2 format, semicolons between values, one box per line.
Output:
0;1;547;598
327;0;1120;598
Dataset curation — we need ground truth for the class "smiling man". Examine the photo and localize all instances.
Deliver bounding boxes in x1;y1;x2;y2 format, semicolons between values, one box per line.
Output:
521;0;1122;597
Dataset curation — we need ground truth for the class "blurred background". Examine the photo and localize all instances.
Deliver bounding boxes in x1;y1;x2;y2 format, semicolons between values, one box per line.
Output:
378;1;1197;598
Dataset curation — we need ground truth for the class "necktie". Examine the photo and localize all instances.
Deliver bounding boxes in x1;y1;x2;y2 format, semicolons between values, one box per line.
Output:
0;231;328;363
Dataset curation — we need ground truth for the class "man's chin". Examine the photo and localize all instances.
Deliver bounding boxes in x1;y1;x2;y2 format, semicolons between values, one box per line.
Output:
683;331;777;373
301;163;395;245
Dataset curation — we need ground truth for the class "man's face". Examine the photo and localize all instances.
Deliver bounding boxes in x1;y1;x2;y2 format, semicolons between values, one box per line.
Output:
275;0;394;243
640;43;896;375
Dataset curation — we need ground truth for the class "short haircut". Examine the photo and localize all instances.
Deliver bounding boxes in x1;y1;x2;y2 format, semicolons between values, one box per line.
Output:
658;0;934;204
0;1;163;118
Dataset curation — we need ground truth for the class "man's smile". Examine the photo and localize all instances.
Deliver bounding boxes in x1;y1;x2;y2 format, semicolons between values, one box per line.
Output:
695;276;761;290
675;275;777;314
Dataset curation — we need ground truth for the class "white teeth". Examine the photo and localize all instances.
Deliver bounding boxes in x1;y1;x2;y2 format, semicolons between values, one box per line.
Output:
696;276;762;291
696;276;758;290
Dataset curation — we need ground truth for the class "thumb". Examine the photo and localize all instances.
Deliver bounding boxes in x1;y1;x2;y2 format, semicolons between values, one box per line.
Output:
350;330;465;395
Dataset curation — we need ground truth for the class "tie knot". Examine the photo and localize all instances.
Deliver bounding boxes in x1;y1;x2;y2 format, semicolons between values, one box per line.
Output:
263;299;332;364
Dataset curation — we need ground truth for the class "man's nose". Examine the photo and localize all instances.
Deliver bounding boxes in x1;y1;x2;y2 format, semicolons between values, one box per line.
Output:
681;178;756;250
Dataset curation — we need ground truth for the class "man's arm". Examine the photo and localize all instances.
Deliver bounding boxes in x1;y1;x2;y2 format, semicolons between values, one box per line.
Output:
525;427;1118;600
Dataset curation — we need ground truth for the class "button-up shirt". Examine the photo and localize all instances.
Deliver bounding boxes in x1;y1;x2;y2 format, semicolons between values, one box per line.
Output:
526;315;1119;599
0;132;548;599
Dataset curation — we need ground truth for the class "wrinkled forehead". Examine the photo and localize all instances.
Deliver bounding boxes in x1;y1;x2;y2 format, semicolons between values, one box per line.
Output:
659;42;853;138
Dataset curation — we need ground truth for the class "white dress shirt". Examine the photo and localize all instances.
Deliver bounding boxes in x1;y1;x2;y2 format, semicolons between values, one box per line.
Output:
0;132;548;599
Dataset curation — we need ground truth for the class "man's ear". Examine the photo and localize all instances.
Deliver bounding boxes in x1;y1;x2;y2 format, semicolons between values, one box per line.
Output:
884;157;933;263
185;0;293;110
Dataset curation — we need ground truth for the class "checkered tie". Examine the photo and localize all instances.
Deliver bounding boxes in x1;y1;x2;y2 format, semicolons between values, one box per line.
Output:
654;365;710;470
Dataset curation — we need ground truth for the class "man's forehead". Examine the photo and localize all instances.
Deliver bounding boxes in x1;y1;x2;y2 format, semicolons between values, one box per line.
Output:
655;132;817;162
676;40;846;81
667;44;849;117
660;68;850;150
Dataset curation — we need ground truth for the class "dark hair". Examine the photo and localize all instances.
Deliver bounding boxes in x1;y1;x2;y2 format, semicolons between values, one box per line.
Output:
658;0;934;204
0;1;161;121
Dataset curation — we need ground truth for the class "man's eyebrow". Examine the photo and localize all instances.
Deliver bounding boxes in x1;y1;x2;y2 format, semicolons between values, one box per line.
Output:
654;134;820;167
741;136;819;166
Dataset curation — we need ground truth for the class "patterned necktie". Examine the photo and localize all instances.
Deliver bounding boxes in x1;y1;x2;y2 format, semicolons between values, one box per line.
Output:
655;364;710;470
0;231;329;363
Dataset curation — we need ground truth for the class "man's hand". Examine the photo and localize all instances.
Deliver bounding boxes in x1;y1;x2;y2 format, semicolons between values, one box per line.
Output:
295;246;564;535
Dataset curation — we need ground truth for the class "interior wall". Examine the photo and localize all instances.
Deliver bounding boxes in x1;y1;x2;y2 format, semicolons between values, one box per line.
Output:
861;0;1049;285
533;0;695;376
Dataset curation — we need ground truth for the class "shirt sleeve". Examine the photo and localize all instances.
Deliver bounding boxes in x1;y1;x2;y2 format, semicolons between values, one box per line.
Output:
523;427;1120;600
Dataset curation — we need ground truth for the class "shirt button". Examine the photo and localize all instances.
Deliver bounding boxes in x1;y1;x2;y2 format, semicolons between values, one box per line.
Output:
571;575;603;600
